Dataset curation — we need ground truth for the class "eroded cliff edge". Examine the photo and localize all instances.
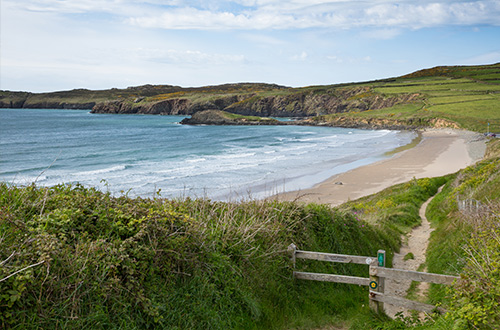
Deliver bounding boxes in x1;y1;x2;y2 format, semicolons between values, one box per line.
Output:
90;86;421;119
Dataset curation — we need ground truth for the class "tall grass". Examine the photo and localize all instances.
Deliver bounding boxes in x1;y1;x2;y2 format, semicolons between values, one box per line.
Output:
0;183;397;329
423;140;500;329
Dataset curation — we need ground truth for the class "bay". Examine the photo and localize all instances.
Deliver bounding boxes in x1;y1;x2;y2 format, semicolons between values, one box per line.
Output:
0;109;415;200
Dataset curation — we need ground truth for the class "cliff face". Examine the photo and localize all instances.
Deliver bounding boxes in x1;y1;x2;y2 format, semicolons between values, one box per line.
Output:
180;110;284;125
224;88;420;117
91;99;192;115
90;94;252;115
0;91;96;109
91;87;421;118
306;116;460;130
2;84;420;120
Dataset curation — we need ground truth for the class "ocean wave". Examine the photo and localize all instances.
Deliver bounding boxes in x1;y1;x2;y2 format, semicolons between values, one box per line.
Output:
186;157;207;163
77;165;128;176
215;152;256;160
296;134;338;142
5;175;48;185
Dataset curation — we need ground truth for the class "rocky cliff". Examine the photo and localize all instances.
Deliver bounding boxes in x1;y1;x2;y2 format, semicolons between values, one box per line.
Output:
180;110;284;125
1;83;420;120
90;86;421;118
304;115;460;130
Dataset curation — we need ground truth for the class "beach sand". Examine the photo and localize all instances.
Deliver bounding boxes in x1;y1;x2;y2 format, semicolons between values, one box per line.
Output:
276;129;486;206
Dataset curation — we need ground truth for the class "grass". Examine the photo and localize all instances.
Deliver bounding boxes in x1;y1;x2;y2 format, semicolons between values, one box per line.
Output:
417;138;500;329
2;63;500;329
0;171;466;329
366;65;500;132
223;111;279;122
2;140;499;330
3;63;499;132
314;63;500;132
403;253;415;261
0;183;400;329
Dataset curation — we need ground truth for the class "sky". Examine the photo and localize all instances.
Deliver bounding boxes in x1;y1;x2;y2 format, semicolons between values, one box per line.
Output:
1;0;500;93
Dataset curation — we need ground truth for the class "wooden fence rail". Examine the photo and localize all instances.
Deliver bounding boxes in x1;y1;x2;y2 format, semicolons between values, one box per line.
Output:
294;271;371;286
288;243;459;315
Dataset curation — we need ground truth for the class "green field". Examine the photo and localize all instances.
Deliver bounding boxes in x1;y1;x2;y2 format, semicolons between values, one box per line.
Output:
348;64;500;132
2;63;499;132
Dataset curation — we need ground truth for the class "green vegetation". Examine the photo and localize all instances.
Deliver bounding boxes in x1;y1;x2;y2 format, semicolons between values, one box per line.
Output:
1;63;500;328
332;138;500;329
1;183;400;329
303;64;500;132
339;176;449;246
365;64;500;132
2;63;499;132
222;111;279;123
2;139;499;329
403;253;415;261
423;139;500;329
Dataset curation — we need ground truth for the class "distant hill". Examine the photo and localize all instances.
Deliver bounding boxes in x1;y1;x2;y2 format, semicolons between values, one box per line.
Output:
1;63;499;132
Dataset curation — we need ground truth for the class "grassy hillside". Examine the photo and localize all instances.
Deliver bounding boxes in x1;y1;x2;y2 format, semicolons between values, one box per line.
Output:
316;63;500;132
424;138;500;329
1;171;456;330
1;182;401;329
2;63;499;131
1;148;499;330
337;138;500;329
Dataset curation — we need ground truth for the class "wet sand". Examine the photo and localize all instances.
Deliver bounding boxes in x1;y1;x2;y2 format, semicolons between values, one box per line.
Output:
276;129;486;206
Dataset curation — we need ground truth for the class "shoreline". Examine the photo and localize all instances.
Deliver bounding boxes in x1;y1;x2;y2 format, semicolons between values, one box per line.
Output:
275;128;486;206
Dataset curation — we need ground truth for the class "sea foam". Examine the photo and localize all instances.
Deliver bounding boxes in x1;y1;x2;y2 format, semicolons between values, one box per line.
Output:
0;109;416;200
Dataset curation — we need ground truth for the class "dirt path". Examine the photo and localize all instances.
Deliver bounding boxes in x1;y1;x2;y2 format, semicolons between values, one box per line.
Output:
383;186;444;319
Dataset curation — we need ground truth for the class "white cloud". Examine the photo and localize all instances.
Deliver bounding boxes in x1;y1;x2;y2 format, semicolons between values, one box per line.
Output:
291;51;308;61
1;0;500;92
361;28;402;40
127;1;500;30
135;48;246;65
5;0;500;31
240;33;287;46
461;50;500;64
326;55;343;63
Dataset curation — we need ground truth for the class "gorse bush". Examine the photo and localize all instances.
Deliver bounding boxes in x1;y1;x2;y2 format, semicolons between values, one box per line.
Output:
0;182;395;329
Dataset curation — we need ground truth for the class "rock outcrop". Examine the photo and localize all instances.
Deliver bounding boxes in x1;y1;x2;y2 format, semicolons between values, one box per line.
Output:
180;110;284;125
91;99;192;115
91;87;421;119
304;116;459;130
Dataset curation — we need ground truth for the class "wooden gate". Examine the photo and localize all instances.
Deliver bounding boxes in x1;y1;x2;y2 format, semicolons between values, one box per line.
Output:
288;244;459;314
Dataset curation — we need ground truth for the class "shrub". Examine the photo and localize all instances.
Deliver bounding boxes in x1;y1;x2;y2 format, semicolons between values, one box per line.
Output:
0;183;397;329
446;202;500;329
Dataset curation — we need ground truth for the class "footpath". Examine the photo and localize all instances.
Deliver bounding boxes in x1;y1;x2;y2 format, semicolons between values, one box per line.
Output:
384;186;445;319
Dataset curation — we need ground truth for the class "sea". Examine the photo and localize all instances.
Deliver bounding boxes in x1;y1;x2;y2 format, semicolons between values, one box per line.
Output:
0;109;416;200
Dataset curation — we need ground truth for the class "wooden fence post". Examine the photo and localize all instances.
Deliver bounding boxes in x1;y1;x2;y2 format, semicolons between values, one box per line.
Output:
288;243;297;271
369;250;385;313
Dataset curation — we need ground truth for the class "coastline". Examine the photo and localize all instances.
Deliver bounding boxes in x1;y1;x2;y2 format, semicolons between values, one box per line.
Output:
275;129;486;206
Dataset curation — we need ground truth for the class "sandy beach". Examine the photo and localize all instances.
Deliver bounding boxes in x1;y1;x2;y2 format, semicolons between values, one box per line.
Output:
276;129;487;206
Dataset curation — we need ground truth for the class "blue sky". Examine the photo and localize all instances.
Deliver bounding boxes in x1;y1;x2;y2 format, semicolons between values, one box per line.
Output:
1;0;500;92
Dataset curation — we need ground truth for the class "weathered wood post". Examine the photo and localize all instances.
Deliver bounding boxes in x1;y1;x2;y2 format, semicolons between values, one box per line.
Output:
369;250;385;313
288;243;297;274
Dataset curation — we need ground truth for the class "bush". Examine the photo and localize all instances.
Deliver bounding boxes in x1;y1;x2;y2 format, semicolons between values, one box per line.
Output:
0;183;397;329
446;202;500;329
